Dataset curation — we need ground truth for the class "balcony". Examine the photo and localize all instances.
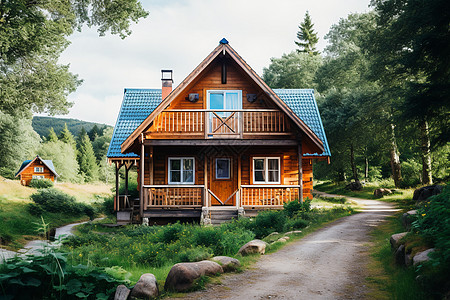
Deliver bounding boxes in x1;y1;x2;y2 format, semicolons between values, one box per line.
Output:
149;109;292;139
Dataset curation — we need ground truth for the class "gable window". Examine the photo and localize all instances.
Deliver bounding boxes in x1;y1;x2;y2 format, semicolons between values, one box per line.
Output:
207;90;242;134
216;158;230;179
253;157;280;184
32;175;45;179
34;167;44;173
168;158;195;184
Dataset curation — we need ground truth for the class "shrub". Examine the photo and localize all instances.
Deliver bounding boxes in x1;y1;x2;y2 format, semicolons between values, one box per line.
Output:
30;188;96;218
177;246;212;262
283;200;302;218
102;197;115;215
29;178;54;189
252;210;286;238
287;218;310;229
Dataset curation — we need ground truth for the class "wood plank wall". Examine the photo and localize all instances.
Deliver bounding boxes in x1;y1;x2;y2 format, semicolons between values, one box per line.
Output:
19;160;55;186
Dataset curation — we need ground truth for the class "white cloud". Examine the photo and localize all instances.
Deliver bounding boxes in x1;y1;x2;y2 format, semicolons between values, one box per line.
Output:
50;0;371;125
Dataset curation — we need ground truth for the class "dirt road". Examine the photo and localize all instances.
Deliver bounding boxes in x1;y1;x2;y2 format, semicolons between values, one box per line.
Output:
169;193;399;300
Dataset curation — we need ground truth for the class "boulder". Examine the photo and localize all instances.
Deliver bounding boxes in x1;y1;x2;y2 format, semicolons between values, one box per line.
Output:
238;239;268;256
277;237;288;243
346;181;362;191
374;188;392;198
164;261;223;292
285;230;302;235
395;245;406;266
402;210;417;230
413;248;435;266
211;256;241;272
405;253;413;267
413;185;443;201
114;285;130;300
267;232;279;238
130;273;159;299
390;232;407;250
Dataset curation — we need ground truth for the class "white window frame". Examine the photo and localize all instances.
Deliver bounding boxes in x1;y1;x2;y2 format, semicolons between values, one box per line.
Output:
252;157;281;184
34;167;44;173
32;175;45;179
206;90;242;110
168;157;195;184
215;158;231;180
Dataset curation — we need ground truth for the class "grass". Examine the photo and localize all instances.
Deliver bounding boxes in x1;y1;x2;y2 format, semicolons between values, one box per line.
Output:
366;213;429;299
0;176;113;250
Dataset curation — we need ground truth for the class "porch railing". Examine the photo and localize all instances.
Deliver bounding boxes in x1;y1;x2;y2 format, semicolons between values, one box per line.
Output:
142;185;204;209
240;185;300;207
150;109;290;138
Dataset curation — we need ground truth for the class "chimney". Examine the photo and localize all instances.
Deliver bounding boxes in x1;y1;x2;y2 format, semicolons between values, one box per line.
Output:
161;70;173;100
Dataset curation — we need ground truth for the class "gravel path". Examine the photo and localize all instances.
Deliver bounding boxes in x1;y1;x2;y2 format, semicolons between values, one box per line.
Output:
169;192;399;300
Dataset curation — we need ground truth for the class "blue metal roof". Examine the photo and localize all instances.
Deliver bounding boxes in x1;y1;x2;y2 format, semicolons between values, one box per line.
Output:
107;88;330;158
107;89;162;158
274;89;331;157
16;156;59;177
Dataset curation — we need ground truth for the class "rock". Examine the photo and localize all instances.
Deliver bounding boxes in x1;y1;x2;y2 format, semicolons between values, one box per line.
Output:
285;230;302;235
413;185;443;201
374;188;392;198
267;232;279;237
115;285;130;300
238;239;268;256
405;253;413;267
277;237;288;243
130;273;159;299
395;245;405;266
164;261;223;292
390;232;407;250
413;248;435;266
211;256;241;272
346;181;362;191
402;210;417;230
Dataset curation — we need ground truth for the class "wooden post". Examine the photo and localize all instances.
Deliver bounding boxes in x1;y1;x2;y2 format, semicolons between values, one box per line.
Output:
140;139;145;217
204;155;208;207
237;154;241;209
115;161;119;211
149;146;154;185
298;142;303;203
124;164;129;203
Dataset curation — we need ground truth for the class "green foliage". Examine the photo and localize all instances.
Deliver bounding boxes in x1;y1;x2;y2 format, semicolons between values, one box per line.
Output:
0;112;40;176
58;123;77;150
29;178;54;189
77;131;99;182
32;116;111;139
0;251;126;299
38;140;80;182
46;127;59;142
401;158;421;187
30;188;96;219
295;11;319;55
263;51;322;89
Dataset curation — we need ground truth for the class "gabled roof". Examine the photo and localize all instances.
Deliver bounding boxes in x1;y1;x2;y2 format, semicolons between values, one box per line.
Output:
15;156;59;177
107;88;330;159
107;89;162;158
120;40;325;154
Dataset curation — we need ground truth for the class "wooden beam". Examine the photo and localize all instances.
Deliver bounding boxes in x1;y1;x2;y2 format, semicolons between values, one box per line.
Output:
115;161;120;211
140;139;145;217
237;154;241;208
204;155;208;207
144;139;298;146
298;142;303;203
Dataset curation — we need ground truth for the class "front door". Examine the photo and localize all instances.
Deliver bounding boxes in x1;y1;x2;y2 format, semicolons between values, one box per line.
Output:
209;157;237;206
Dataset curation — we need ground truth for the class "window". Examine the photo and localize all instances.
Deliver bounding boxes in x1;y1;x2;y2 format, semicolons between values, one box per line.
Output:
207;90;242;134
32;175;45;179
253;157;280;184
168;158;195;184
216;158;230;179
34;167;44;173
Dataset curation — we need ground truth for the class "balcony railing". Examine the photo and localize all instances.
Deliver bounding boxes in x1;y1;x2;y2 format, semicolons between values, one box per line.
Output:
142;185;204;209
240;185;300;207
150;109;290;138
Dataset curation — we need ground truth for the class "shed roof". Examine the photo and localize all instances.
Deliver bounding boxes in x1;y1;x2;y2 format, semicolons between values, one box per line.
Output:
15;156;59;177
107;88;330;158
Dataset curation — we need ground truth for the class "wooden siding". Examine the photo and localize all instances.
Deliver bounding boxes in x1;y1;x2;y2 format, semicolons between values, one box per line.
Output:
19;160;55;186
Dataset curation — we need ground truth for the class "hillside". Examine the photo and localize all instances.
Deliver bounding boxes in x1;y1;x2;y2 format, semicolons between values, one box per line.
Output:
32;116;112;138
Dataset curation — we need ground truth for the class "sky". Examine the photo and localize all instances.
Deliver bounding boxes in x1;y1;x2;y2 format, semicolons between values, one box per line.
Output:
51;0;371;126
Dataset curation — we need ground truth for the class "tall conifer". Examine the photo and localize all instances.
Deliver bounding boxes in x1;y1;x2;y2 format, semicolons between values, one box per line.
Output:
295;11;319;55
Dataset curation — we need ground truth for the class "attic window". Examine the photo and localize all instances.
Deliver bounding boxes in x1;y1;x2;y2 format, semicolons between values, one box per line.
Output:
34;167;44;173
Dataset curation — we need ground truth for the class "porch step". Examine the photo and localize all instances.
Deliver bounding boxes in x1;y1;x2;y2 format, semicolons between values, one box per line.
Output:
209;209;238;225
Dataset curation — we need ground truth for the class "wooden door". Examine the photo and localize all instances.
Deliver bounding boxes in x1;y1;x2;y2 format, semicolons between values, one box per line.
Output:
209;156;237;206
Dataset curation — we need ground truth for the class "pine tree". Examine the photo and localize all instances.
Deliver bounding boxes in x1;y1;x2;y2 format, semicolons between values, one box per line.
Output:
295;11;319;55
59;123;76;150
77;130;99;182
47;128;58;142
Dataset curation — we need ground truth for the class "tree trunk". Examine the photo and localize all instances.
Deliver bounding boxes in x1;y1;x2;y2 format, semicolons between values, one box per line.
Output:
420;119;433;184
389;123;402;187
364;155;368;182
350;143;359;182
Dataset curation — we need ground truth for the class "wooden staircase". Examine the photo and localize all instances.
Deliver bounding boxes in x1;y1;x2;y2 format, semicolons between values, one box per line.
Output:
209;209;239;225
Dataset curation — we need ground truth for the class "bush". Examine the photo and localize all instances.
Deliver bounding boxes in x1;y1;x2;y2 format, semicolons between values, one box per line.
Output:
29;178;54;189
102;197;115;215
30;188;96;218
287;218;310;229
252;210;286;238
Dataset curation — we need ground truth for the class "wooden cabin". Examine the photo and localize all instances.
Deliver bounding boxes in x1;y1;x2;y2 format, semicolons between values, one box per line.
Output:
107;39;330;224
15;155;58;186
